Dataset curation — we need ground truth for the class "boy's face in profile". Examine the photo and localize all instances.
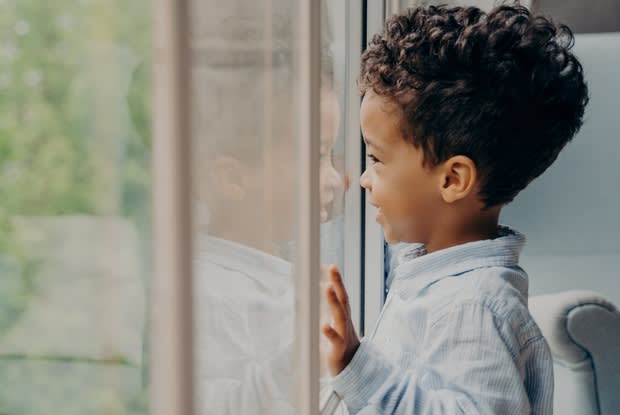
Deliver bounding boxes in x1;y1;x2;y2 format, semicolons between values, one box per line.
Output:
360;90;442;244
320;88;343;223
204;86;344;251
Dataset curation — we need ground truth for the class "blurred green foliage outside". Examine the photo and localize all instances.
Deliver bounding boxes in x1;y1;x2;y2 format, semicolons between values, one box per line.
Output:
0;0;152;413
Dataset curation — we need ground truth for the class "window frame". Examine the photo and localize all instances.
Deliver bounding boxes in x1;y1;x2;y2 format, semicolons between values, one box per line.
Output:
150;0;195;414
361;0;388;337
342;0;365;337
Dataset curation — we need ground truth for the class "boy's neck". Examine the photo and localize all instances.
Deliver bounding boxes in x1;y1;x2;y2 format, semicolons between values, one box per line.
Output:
424;206;501;254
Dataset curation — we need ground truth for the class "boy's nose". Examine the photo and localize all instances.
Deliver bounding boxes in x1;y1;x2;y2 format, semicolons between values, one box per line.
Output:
360;169;371;190
321;165;342;192
326;167;342;190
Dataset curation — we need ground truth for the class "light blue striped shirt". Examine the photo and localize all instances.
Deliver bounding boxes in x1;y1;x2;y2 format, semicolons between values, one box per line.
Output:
331;225;554;414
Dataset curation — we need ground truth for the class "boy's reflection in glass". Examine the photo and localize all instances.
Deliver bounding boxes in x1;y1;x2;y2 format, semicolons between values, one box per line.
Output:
192;47;344;414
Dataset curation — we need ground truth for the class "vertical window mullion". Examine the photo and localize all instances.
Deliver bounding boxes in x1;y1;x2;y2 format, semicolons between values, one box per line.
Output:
296;0;322;413
150;0;195;413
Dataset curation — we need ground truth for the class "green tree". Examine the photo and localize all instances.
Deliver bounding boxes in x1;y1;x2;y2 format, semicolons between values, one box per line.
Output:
0;0;152;413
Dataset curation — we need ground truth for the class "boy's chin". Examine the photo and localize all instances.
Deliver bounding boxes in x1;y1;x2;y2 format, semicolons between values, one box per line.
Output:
381;225;402;245
384;235;403;245
382;222;420;245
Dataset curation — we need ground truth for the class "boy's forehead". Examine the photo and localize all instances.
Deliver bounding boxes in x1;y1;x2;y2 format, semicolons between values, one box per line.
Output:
361;91;400;125
361;91;403;147
362;89;396;108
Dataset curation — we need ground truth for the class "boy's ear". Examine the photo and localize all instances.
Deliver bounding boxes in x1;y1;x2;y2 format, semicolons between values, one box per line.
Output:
438;155;478;204
208;156;247;202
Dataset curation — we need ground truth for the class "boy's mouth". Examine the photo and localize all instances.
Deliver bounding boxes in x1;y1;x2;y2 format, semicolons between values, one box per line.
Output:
375;209;383;222
366;200;383;222
321;208;328;222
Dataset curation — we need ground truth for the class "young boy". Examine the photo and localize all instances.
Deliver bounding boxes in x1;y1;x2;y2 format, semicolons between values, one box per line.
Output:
322;4;588;414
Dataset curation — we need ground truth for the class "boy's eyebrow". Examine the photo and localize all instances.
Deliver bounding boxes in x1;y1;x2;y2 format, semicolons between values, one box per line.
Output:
363;135;386;154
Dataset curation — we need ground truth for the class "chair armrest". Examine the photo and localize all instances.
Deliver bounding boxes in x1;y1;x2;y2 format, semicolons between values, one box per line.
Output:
529;290;620;415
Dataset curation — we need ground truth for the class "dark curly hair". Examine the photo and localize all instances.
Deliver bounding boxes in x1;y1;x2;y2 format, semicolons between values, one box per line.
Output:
360;4;589;207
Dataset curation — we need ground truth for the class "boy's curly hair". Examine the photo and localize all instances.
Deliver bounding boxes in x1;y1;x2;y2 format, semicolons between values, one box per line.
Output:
360;4;589;207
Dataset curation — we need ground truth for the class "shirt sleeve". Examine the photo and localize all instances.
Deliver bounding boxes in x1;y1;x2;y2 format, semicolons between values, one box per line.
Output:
331;301;534;415
196;289;297;415
200;357;296;415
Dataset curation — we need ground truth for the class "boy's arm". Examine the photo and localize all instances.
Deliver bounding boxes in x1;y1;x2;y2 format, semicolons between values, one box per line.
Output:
324;268;550;414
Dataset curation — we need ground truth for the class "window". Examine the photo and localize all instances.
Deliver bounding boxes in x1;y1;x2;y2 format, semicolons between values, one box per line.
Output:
0;1;151;414
184;0;363;413
189;0;308;411
11;1;618;413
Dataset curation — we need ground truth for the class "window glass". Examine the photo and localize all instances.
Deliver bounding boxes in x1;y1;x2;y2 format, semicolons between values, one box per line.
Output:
190;0;312;413
189;0;357;411
0;1;151;414
319;0;352;399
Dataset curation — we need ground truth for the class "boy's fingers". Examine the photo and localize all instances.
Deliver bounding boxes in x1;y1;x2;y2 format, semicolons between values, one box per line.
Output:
329;266;351;315
322;324;343;347
325;285;348;334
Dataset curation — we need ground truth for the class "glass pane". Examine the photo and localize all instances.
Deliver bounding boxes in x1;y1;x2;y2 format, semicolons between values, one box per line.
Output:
0;1;151;414
189;1;301;414
319;0;349;402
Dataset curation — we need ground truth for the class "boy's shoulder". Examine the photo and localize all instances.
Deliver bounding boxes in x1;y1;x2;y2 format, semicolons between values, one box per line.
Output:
425;265;542;342
427;264;527;312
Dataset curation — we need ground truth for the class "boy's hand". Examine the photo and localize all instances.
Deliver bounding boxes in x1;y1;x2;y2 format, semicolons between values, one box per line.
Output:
322;265;360;376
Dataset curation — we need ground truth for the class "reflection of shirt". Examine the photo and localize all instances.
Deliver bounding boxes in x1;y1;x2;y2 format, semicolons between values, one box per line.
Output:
195;236;295;415
331;226;553;414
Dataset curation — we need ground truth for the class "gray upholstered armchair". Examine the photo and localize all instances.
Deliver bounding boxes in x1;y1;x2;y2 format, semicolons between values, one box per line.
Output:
530;291;620;415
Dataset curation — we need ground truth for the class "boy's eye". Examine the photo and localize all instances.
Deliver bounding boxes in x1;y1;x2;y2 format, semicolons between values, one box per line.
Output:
367;153;381;164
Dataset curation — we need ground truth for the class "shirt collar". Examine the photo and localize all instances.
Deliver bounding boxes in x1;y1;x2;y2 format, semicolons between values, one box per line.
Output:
392;225;525;296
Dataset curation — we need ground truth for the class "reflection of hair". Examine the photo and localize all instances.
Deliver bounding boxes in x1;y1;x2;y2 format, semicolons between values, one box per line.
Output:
192;46;334;166
360;5;589;207
192;0;336;165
